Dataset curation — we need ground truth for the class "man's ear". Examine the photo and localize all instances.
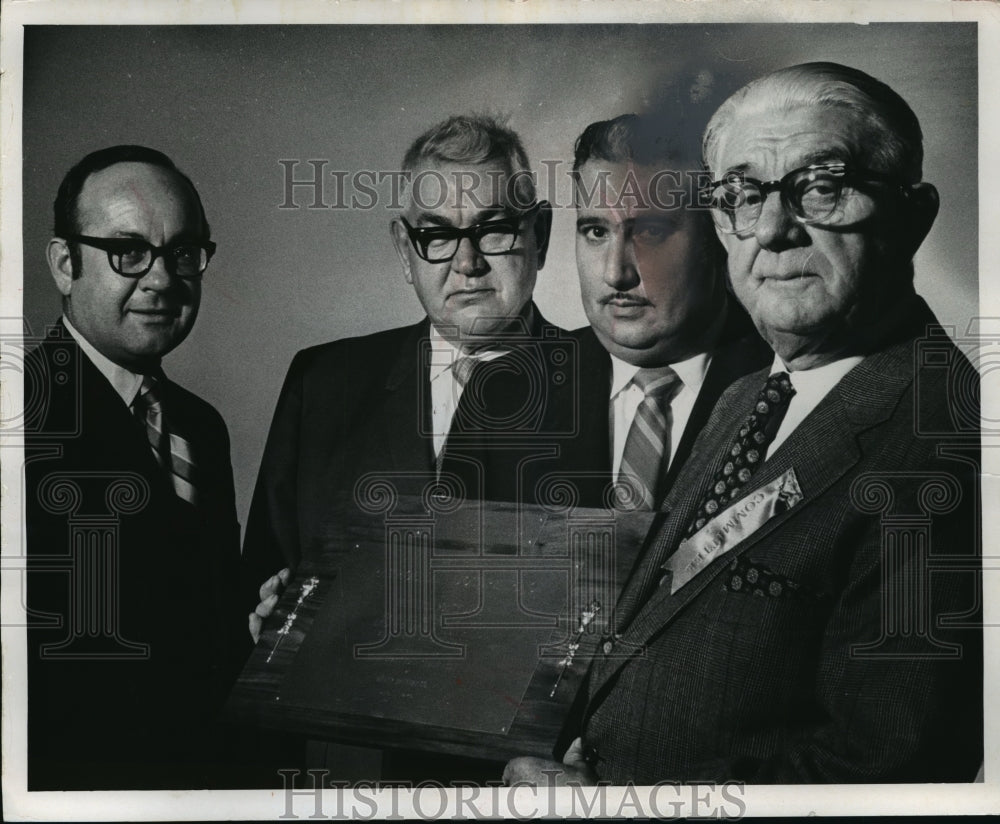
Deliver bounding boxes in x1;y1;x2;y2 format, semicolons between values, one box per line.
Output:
533;200;553;270
47;237;75;297
902;182;939;257
389;218;414;284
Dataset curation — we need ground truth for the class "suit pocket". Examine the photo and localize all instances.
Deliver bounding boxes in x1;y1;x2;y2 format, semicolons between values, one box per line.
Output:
721;554;827;601
696;579;834;743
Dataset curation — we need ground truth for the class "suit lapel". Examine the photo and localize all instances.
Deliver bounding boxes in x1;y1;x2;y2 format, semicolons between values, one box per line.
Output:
42;329;177;509
381;319;435;473
589;339;917;698
661;301;769;496
576;329;613;472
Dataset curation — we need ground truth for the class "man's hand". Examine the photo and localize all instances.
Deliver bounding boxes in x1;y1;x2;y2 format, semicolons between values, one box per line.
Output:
248;567;291;643
503;737;597;786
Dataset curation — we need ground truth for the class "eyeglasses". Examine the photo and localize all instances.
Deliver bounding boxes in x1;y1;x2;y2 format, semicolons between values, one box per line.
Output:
704;163;907;235
67;235;216;278
400;202;545;263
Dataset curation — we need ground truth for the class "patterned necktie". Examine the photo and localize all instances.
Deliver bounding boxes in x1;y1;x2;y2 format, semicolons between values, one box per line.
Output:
133;374;199;506
682;371;795;537
615;367;683;511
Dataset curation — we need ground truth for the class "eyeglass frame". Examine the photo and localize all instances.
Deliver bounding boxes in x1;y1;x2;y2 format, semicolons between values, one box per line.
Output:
399;201;548;263
702;162;910;234
65;234;217;278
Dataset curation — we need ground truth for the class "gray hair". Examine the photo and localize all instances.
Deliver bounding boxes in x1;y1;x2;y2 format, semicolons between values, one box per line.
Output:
400;113;536;208
703;62;924;182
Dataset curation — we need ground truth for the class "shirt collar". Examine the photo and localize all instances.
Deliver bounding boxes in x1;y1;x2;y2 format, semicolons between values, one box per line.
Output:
769;352;865;391
428;324;508;382
62;315;145;406
608;348;712;400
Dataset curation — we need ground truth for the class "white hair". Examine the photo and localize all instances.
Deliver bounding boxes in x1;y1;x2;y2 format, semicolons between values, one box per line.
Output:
703;62;924;182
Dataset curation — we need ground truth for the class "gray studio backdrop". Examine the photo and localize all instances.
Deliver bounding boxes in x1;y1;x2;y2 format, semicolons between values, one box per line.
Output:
22;23;978;528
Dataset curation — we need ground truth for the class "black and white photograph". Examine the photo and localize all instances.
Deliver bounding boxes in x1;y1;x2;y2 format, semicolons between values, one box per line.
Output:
2;0;997;819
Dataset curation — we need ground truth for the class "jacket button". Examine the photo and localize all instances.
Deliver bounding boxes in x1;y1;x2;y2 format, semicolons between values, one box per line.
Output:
602;640;614;655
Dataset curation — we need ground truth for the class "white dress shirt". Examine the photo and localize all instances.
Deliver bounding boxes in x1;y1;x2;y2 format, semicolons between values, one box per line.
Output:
608;350;712;478
62;315;144;406
765;354;864;459
427;326;507;458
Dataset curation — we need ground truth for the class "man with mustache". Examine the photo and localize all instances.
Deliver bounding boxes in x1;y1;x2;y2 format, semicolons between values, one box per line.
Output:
506;62;981;784
24;145;249;789
569;113;769;512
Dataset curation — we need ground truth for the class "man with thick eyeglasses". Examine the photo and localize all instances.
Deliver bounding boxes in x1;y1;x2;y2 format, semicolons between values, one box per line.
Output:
243;115;594;782
24;145;254;789
506;62;980;785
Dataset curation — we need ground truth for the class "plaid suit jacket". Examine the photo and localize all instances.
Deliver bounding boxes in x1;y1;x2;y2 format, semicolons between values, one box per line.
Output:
580;296;982;784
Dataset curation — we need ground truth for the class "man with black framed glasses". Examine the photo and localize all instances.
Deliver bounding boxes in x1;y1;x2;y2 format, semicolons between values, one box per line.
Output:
506;62;981;785
242;115;595;781
24;145;254;789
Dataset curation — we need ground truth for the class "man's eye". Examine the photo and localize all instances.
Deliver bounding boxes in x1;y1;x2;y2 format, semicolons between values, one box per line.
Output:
424;235;455;251
118;245;149;266
801;180;838;197
632;222;672;244
476;225;517;253
578;225;608;241
172;245;200;263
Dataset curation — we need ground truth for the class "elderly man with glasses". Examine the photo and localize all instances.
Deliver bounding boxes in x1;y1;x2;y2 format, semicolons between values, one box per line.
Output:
242;115;598;781
25;145;251;789
505;62;981;786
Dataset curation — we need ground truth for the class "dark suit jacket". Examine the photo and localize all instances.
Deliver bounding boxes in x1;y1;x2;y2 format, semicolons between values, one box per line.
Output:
580;296;982;783
567;299;770;509
25;322;250;790
243;306;597;587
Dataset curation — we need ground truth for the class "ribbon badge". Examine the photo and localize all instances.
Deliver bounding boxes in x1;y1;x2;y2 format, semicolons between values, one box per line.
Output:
663;467;803;595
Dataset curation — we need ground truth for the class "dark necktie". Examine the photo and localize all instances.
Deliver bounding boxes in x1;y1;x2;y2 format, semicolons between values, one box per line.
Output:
133;374;199;506
682;371;795;538
615;367;682;511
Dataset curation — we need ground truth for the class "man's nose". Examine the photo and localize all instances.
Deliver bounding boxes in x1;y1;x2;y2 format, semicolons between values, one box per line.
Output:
752;193;810;251
450;236;489;277
137;253;179;291
603;234;641;290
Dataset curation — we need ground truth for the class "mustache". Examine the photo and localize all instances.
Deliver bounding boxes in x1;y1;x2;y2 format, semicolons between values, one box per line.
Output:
599;292;652;306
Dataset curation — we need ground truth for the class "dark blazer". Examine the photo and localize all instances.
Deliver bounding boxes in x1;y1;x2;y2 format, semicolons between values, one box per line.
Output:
25;322;250;790
242;306;596;587
580;296;982;783
567;299;771;508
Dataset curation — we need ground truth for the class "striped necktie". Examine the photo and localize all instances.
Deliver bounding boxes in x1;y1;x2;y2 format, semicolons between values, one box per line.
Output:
133;374;199;507
615;367;682;511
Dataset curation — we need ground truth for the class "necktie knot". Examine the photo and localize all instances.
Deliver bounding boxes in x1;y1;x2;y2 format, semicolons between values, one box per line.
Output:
133;374;162;415
615;367;681;511
760;371;795;410
680;370;796;539
631;366;682;400
450;356;478;388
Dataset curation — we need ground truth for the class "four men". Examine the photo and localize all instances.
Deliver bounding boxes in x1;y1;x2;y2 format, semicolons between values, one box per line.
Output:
21;61;983;789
